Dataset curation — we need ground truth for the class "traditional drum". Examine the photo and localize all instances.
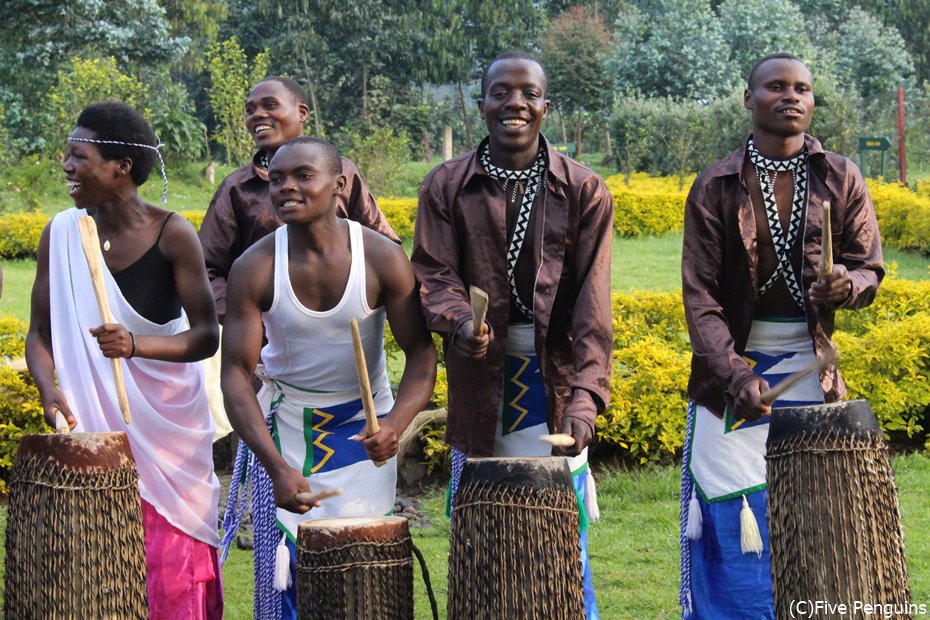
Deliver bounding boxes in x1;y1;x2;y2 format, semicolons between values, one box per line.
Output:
4;432;148;618
448;457;584;620
767;400;911;618
296;515;416;619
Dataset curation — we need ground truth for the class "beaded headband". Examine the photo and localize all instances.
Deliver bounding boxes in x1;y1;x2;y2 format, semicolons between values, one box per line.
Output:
68;136;168;203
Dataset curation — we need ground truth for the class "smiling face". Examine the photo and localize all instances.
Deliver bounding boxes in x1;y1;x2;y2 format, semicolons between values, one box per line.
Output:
245;80;309;154
62;127;123;209
744;58;815;143
478;58;549;168
268;142;346;225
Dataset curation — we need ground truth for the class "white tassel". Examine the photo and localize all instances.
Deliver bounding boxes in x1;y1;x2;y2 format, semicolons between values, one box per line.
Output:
685;487;702;540
739;495;764;556
274;533;292;592
584;468;600;523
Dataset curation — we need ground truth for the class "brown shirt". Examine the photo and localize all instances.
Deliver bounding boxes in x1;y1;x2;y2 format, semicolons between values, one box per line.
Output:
199;151;400;321
412;138;614;456
682;134;884;416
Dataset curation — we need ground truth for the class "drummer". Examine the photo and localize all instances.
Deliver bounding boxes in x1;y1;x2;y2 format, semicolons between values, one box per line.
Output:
219;136;436;618
411;51;613;619
25;102;223;618
679;53;884;619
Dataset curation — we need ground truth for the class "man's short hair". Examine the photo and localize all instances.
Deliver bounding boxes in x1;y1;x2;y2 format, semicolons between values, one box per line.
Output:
276;136;343;176
747;53;805;89
76;102;157;186
259;76;308;106
480;52;548;97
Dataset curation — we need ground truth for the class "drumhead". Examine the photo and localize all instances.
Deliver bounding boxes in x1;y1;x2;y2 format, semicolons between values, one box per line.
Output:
768;399;880;445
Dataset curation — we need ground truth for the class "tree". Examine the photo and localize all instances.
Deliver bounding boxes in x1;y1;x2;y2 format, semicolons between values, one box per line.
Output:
44;57;150;154
835;7;914;99
206;37;269;165
541;6;612;158
717;0;816;79
610;0;738;101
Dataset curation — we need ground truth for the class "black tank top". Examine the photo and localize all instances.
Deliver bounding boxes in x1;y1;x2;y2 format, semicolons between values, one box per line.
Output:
112;213;182;325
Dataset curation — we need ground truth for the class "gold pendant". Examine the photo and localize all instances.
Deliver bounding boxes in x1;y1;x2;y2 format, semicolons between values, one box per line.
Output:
103;239;111;252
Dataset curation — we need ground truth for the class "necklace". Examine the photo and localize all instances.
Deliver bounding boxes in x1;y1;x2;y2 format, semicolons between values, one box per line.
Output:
99;201;144;252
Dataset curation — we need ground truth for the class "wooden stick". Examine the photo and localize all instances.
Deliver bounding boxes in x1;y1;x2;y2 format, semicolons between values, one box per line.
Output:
54;410;70;434
761;349;837;406
539;433;575;447
350;318;387;467
469;286;489;336
294;487;344;506
78;215;132;425
820;200;833;278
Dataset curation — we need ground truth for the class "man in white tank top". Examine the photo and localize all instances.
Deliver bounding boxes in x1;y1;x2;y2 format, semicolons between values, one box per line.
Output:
219;136;437;619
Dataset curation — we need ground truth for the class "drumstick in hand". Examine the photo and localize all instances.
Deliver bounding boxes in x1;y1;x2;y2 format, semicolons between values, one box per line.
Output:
761;349;837;406
295;487;344;506
820;201;833;278
539;433;575;447
470;286;489;336
78;215;132;425
350;319;387;467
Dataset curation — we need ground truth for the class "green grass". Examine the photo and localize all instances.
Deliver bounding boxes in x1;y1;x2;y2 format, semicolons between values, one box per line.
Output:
0;259;35;322
3;453;930;618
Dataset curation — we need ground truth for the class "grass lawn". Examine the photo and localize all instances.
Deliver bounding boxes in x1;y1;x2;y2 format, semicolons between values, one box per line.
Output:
2;453;929;618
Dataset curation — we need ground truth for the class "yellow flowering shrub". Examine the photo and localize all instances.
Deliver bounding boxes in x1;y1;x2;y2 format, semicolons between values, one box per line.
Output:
0;315;28;359
180;210;205;233
0;365;48;494
866;179;930;254
378;198;418;240
0;212;48;258
604;173;690;237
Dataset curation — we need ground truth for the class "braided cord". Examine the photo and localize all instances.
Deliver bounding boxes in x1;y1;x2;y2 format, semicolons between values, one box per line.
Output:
68;136;169;203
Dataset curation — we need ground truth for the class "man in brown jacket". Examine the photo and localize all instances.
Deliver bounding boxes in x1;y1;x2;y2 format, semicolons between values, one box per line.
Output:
679;53;883;619
199;76;399;323
411;52;613;619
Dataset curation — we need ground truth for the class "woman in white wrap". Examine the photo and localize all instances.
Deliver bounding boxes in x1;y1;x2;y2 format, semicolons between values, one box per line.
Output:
25;102;223;619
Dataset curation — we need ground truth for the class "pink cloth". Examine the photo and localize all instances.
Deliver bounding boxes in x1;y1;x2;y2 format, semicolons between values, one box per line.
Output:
142;500;224;620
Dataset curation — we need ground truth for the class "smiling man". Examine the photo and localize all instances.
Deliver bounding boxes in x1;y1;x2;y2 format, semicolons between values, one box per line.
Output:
219;136;435;619
679;53;884;619
411;51;613;619
199;76;398;324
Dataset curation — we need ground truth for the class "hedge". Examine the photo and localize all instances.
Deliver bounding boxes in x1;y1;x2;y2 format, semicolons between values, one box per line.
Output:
3;178;928;259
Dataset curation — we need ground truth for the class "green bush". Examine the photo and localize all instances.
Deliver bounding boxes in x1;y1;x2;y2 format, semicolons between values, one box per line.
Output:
867;179;930;255
0;155;62;213
343;126;412;198
604;173;689;237
0;315;27;358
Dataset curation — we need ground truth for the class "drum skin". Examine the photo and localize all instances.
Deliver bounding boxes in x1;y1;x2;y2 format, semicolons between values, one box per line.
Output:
4;432;148;619
767;400;912;619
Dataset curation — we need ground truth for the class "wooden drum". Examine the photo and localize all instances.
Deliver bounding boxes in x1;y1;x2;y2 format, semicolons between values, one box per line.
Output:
296;516;414;620
448;457;584;620
4;432;147;618
767;400;911;619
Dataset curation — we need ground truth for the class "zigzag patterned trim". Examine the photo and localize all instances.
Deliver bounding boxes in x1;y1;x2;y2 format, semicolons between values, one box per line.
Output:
747;138;808;309
480;145;547;320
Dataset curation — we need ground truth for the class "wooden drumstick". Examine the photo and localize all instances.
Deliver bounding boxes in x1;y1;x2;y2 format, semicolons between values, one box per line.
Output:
761;349;837;406
78;215;132;425
350;318;387;467
820;200;833;278
54;410;71;434
539;433;575;447
295;487;344;506
469;286;489;336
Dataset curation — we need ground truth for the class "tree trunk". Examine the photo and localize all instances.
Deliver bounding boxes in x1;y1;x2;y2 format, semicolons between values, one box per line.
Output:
602;122;613;166
362;65;368;122
558;105;568;144
299;46;324;136
575;124;583;161
457;82;473;146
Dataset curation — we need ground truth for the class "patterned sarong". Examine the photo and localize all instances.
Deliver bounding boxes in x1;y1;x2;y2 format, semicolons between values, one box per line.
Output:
680;318;824;619
449;324;600;619
222;369;396;620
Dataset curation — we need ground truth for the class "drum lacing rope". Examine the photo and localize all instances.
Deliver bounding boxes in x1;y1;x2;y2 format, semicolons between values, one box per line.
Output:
412;541;440;620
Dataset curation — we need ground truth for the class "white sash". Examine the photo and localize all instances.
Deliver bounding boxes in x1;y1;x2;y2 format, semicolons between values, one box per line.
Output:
49;208;220;545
